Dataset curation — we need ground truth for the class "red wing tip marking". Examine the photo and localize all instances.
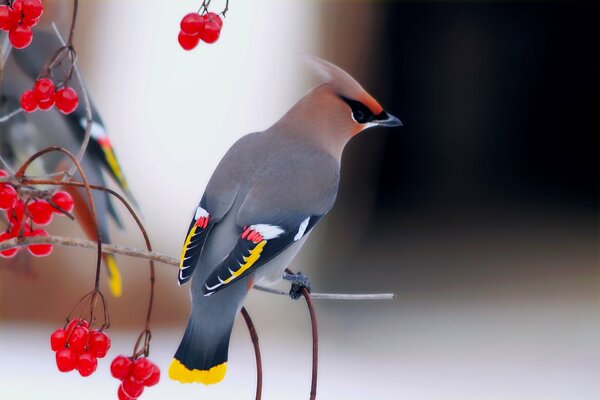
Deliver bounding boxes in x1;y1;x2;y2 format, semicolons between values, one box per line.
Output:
195;216;209;229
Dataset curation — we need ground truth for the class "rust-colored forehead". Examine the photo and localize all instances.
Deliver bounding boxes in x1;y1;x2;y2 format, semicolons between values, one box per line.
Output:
358;93;383;115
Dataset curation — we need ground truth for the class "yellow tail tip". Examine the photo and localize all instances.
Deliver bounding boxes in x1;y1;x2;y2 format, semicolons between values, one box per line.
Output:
105;255;122;298
168;358;227;385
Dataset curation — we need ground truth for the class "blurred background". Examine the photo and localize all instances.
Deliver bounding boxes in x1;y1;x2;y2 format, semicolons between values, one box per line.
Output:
1;1;598;399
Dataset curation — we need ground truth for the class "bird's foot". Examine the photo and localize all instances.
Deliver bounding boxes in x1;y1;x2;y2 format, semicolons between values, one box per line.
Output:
282;271;311;300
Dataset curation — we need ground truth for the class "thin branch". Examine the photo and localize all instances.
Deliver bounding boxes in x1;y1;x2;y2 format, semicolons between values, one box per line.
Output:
0;235;396;301
14;147;104;290
240;307;262;400
50;22;93;179
0;107;23;123
303;287;318;400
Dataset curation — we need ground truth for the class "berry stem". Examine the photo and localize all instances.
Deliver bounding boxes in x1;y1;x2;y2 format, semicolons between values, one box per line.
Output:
14;147;104;292
18;177;157;352
221;0;229;17
67;0;78;48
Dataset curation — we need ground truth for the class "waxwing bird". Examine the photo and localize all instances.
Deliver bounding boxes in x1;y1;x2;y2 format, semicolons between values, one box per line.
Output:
0;29;136;297
170;57;401;385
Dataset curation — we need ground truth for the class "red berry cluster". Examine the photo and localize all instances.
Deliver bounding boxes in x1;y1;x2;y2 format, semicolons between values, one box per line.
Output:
178;11;223;51
51;319;111;377
0;0;43;49
0;170;75;258
111;355;160;400
20;78;79;114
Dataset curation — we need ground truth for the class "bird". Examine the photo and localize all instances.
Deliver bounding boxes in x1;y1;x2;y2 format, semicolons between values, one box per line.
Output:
0;29;136;297
169;57;401;385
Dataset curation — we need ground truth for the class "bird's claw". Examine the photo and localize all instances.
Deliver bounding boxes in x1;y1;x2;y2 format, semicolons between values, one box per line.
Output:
283;271;311;300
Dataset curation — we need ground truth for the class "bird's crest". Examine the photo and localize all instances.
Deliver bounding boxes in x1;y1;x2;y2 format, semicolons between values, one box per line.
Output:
303;55;383;115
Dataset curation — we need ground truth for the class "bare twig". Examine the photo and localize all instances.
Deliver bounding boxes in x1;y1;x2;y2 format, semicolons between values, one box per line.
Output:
240;307;262;400
49;22;93;179
0;234;396;301
0;108;23;123
15;147;104;290
304;287;318;400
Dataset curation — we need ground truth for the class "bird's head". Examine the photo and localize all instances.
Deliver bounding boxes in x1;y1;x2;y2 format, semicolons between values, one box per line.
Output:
304;56;402;135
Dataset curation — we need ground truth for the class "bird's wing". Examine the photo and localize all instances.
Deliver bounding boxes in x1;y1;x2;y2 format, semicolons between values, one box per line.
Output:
177;197;215;285
201;213;321;296
11;30;137;208
70;112;138;207
202;151;339;296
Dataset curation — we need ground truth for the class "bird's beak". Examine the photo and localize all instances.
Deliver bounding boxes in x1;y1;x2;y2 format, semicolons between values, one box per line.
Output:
375;112;403;127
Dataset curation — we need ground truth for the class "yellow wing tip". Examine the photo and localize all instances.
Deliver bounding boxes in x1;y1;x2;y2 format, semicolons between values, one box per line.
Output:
106;255;122;298
168;358;227;385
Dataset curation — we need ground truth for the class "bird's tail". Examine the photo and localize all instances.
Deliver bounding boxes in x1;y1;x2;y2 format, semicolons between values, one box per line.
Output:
169;282;250;385
103;254;122;298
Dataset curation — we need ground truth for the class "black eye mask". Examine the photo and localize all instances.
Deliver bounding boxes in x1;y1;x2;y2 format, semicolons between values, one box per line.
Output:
340;96;388;124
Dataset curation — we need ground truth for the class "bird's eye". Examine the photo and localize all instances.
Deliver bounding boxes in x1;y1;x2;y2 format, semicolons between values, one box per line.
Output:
340;96;374;124
353;110;366;123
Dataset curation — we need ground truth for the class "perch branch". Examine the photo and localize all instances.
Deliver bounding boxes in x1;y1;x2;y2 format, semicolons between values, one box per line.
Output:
0;235;396;301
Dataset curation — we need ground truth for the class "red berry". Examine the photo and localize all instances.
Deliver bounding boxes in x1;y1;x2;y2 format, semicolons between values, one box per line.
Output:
50;328;67;351
3;3;21;30
132;358;154;381
56;348;77;372
20;90;37;112
27;228;53;257
77;352;98;377
27;199;54;225
50;191;74;213
118;385;135;400
122;375;144;398
9;25;33;49
8;199;25;223
89;330;111;358
111;355;133;380
205;12;223;29
0;170;8;177
143;363;160;387
37;95;54;110
11;0;23;13
0;232;19;258
0;183;17;209
54;87;79;114
22;0;43;19
178;30;200;51
68;325;89;352
21;15;39;27
33;78;55;102
180;12;204;35
66;318;89;332
199;16;220;44
0;5;12;30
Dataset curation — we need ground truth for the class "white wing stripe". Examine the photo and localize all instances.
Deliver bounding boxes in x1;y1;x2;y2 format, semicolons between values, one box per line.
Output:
250;224;285;240
195;206;209;220
294;218;310;241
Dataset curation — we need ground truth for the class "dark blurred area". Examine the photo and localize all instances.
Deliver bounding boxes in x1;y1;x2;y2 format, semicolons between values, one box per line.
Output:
316;1;598;288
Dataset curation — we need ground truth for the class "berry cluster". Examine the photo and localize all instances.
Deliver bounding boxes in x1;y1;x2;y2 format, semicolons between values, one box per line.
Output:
0;0;43;49
178;11;223;51
111;355;160;399
20;78;79;114
51;319;111;377
0;170;75;258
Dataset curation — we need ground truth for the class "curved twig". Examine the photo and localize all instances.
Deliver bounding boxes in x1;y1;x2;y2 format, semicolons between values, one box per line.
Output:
14;147;103;290
49;22;93;178
240;307;262;400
